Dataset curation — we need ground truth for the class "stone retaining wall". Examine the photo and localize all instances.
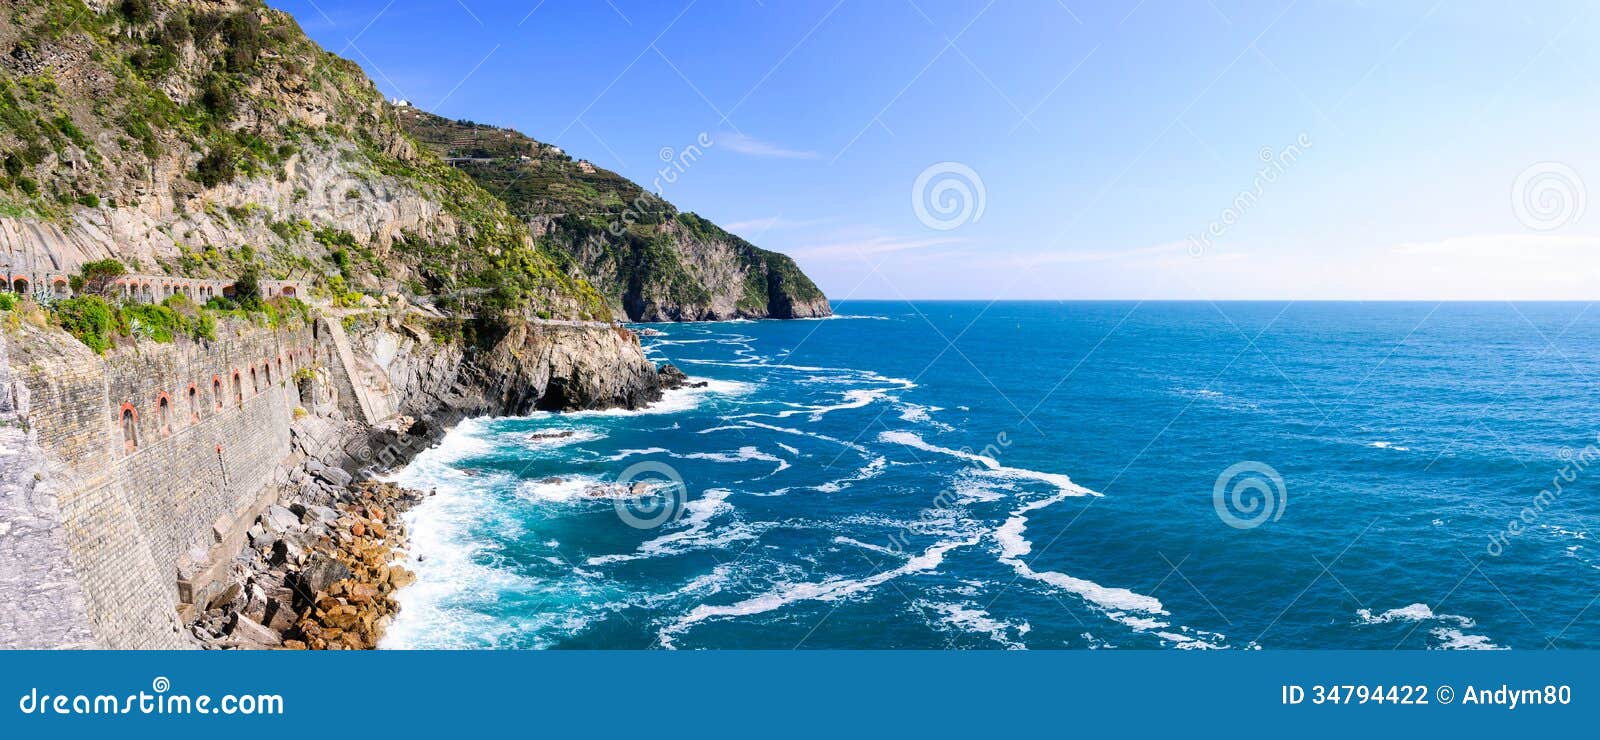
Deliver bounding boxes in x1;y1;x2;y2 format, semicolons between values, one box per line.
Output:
4;321;316;648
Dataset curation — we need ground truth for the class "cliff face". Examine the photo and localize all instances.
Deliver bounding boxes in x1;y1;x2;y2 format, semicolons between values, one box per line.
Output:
0;0;682;648
395;109;832;321
336;312;666;468
0;0;610;320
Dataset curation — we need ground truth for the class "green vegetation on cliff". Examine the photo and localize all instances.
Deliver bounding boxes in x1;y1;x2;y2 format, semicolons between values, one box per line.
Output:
395;109;830;321
0;0;610;321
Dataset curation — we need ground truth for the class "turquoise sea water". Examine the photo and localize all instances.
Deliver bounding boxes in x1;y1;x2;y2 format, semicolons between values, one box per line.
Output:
382;301;1600;649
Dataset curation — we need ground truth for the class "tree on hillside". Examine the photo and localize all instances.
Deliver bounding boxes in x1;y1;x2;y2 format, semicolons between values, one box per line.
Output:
70;259;127;296
233;267;264;310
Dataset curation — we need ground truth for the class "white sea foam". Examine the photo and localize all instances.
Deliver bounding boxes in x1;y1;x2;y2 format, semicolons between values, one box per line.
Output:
420;417;495;463
381;473;543;649
920;600;1029;649
832;535;902;557
1368;441;1412;452
878;430;1100;498
658;536;978;648
1542;525;1589;540
515;475;604;503
1356;603;1473;626
896;402;953;431
518;427;606;451
586;488;758;565
774;388;888;421
555;377;752;417
776;442;801;456
999;523;1165;614
740;420;871;454
951;472;1013;503
813;455;887;493
1355;603;1501;649
598;447;670;462
1430;627;1507;650
987;486;1226;648
681;446;791;474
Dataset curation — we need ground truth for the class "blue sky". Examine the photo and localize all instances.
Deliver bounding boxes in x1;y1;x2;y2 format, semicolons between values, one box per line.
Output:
271;0;1600;300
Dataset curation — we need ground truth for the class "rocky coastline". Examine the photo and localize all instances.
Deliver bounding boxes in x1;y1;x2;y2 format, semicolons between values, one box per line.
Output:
186;355;697;650
186;477;422;650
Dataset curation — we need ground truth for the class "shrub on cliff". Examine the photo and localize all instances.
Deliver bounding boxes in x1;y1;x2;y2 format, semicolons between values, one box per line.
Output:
233;267;264;310
51;296;116;354
163;294;217;341
123;302;216;344
69;259;127;297
0;292;17;311
120;303;185;343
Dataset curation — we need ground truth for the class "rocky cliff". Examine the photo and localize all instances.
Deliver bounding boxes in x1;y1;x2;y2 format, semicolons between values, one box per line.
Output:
395;109;832;321
0;0;610;320
0;0;687;649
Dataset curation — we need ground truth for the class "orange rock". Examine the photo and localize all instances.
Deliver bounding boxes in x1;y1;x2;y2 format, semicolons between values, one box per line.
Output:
347;583;378;603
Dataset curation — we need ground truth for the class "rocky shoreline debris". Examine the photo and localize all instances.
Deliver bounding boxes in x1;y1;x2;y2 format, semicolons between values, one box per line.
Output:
658;363;706;389
187;479;426;650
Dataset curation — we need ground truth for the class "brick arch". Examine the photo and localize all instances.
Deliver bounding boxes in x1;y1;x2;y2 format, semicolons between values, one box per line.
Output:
212;375;224;410
155;391;173;438
262;359;272;386
118;402;139;453
250;365;259;394
232;370;243;406
186;382;201;423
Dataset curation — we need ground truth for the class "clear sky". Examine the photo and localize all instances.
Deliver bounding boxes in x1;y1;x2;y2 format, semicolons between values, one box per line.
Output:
270;0;1600;300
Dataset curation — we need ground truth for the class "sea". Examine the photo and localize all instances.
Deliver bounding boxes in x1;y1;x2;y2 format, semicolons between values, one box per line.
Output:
379;301;1600;649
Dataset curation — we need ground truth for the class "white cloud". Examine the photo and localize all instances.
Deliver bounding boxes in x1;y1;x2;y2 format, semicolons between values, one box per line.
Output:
715;132;817;159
